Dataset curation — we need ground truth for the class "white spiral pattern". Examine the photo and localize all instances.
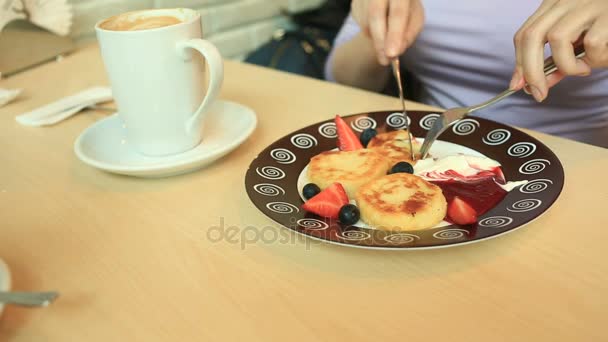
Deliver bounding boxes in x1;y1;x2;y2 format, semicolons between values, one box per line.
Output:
508;142;537;158
290;133;318;149
452;119;480;136
270;148;296;164
519;159;551;175
296;218;329;230
386;112;411;129
507;199;542;212
383;233;420;244
350;117;377;132
478;216;514;228
337;230;372;241
433;228;469;240
318;122;337;138
265;202;300;214
483;129;511;145
255;166;285;180
419;113;440;130
253;183;285;196
519;179;553;194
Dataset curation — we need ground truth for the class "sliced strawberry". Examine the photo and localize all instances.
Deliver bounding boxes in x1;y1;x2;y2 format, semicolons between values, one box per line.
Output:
335;115;363;151
302;182;349;219
447;196;478;225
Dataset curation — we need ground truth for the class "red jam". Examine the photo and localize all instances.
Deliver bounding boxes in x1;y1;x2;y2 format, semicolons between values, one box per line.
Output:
431;176;507;216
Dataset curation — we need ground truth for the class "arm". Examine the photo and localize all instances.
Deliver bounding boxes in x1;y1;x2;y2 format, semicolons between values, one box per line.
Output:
331;30;391;92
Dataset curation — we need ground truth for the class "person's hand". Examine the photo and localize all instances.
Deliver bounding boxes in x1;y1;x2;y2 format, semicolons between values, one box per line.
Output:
510;0;608;102
351;0;425;66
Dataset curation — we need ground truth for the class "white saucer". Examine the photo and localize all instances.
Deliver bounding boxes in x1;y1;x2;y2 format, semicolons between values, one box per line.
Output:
74;100;257;177
0;259;11;316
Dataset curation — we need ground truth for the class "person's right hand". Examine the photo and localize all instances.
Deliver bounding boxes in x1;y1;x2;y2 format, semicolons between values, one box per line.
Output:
351;0;425;66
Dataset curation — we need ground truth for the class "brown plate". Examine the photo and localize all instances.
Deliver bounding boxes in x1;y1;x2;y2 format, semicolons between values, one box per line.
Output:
245;111;564;250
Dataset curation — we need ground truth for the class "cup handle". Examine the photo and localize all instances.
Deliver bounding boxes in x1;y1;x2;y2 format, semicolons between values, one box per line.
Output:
176;39;224;134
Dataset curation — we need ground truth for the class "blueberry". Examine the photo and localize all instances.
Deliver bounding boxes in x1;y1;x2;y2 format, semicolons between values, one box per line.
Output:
359;128;377;147
389;161;414;174
302;183;321;200
339;204;360;225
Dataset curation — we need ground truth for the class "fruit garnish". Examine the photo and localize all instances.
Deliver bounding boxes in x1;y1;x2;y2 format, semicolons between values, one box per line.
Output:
389;161;414;174
335;115;363;151
338;204;360;225
302;182;349;219
359;128;377;147
302;183;321;200
493;167;506;184
447;196;478;225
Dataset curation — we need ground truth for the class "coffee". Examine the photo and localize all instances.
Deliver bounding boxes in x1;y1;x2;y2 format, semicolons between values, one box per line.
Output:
100;13;182;31
95;8;223;156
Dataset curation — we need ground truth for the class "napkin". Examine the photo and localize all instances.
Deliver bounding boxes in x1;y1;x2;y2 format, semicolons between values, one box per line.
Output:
0;87;22;108
15;86;112;126
0;72;22;108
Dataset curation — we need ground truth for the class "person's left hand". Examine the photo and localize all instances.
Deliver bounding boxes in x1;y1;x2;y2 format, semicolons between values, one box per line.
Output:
510;0;608;102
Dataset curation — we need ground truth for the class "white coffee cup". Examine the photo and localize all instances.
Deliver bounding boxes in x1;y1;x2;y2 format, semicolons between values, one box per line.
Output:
95;8;223;156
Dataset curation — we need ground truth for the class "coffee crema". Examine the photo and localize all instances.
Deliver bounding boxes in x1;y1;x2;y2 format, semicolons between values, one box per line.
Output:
100;14;182;31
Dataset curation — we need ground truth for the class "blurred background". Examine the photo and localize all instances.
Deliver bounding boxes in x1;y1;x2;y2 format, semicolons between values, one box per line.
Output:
0;0;350;78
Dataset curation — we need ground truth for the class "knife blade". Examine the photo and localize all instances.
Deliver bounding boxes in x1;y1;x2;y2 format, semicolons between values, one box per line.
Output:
390;58;415;161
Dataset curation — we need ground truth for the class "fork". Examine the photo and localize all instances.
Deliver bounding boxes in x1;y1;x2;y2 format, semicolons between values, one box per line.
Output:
419;43;586;159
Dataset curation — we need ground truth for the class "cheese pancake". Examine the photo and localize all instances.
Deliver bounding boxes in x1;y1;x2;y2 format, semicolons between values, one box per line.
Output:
368;130;422;164
355;173;447;231
307;149;391;198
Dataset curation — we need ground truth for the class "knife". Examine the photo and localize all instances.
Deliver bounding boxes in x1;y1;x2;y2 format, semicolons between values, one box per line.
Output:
0;291;59;307
390;58;415;161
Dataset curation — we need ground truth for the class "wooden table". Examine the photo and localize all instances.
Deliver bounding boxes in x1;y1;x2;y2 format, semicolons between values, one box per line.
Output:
0;45;606;341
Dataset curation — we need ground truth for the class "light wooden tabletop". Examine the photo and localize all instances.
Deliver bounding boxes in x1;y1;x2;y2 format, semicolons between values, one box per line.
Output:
0;45;606;341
